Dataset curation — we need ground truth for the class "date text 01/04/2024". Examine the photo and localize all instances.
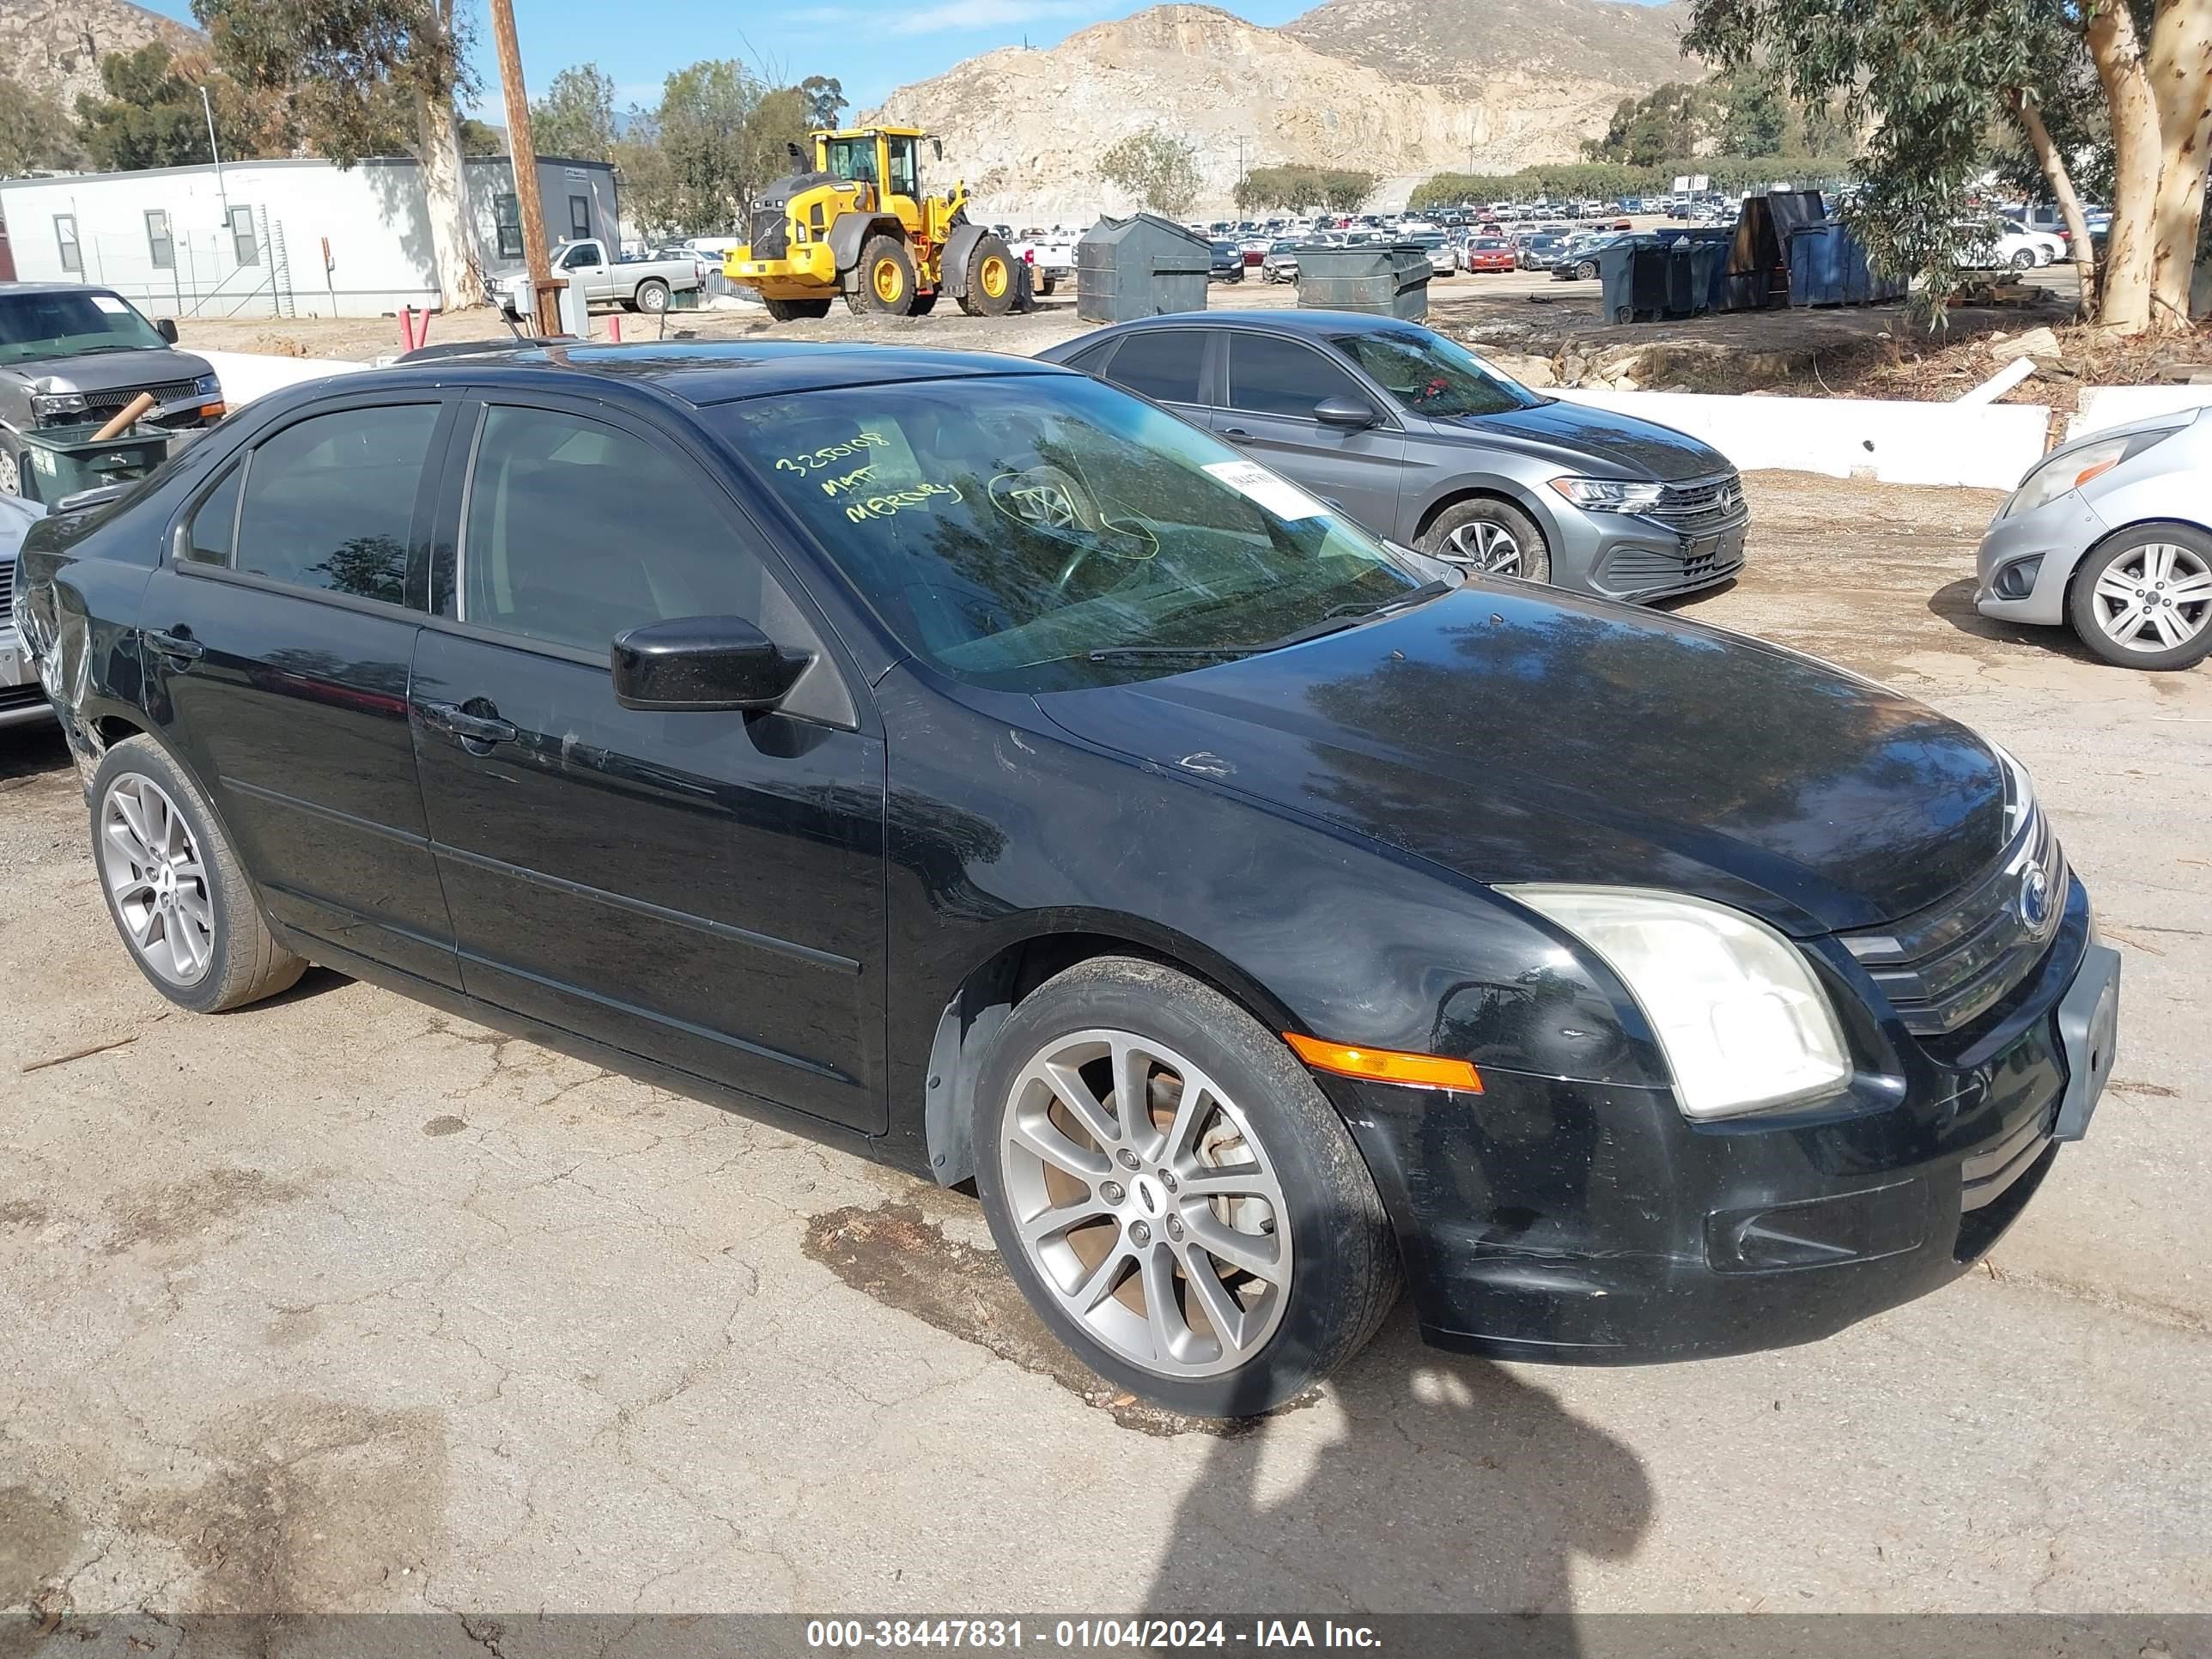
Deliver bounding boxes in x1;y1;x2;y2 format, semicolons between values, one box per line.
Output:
802;1619;1383;1649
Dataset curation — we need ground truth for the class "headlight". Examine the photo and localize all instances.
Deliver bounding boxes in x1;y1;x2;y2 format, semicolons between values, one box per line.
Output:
1548;477;1666;514
29;391;88;423
2002;425;2179;519
193;374;220;398
1504;886;1851;1121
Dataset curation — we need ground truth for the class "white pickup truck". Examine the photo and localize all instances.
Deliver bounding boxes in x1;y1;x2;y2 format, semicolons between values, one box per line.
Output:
494;239;703;319
1011;228;1077;297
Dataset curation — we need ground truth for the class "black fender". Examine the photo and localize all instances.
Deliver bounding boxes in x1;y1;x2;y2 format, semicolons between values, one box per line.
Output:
829;215;904;290
939;222;993;301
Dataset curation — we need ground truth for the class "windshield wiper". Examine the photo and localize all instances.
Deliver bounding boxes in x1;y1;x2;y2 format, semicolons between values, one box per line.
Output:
1086;580;1455;665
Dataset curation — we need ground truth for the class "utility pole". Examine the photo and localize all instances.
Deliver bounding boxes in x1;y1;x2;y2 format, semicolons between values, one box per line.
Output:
486;0;561;336
201;85;228;218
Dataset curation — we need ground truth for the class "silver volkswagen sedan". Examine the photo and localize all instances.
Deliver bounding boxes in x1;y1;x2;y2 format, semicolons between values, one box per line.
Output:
1975;406;2212;669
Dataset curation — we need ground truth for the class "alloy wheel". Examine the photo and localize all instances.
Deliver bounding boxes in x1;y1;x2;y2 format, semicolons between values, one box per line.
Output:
997;1030;1292;1380
2090;541;2212;654
98;774;215;985
1445;518;1522;575
0;446;19;496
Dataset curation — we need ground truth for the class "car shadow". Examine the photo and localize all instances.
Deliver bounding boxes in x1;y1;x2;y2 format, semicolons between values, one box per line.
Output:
1925;576;2104;664
0;720;73;785
1142;1308;1650;1628
1649;577;1738;612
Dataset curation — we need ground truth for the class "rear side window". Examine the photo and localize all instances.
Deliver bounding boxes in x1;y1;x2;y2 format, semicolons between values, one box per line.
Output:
235;404;438;605
1225;334;1363;420
1103;331;1204;406
184;466;242;566
460;404;775;655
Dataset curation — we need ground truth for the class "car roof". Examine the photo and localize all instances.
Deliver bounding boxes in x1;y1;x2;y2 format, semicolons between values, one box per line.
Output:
1058;310;1431;345
337;339;1068;406
0;281;121;299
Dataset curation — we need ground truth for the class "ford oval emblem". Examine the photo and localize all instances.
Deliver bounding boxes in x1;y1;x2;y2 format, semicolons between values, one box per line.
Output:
2019;864;2051;930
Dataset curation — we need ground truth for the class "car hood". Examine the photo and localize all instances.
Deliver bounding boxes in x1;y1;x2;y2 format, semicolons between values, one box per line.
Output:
1437;399;1729;482
1036;586;2005;936
7;346;214;396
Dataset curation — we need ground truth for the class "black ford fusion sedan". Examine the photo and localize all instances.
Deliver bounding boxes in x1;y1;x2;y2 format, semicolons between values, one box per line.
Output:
12;343;2120;1416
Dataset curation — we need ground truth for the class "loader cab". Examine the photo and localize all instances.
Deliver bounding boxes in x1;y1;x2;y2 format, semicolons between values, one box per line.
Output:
816;128;933;225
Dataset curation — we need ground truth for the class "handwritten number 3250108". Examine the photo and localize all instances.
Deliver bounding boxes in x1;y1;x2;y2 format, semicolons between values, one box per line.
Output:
775;433;890;475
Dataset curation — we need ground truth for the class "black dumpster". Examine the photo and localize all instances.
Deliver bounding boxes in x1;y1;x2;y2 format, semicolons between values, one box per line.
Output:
1296;241;1430;319
1599;237;1658;323
1075;213;1211;322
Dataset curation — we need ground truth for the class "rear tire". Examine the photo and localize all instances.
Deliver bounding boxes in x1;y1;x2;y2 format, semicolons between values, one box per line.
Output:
763;297;833;321
2067;523;2212;670
635;278;671;313
89;736;306;1014
0;441;20;497
957;234;1018;317
972;957;1401;1417
1037;272;1057;297
1417;496;1552;584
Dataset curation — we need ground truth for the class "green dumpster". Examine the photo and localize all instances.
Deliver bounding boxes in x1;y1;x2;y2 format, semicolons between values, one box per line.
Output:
14;422;173;507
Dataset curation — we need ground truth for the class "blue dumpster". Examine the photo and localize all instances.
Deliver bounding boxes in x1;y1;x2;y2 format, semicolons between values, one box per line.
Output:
1788;223;1909;307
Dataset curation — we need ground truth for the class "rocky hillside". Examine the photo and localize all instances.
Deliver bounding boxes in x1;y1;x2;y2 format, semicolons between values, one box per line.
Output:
870;1;1691;222
1;0;202;107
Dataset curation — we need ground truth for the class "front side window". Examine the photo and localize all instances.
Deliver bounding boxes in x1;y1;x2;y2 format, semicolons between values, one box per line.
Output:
145;210;173;270
228;207;258;266
561;243;596;270
461;404;775;655
495;193;523;259
884;136;918;200
235;404;438;604
717;374;1419;693
1103;330;1204;406
823;137;876;186
0;289;167;366
1332;327;1547;419
55;215;81;273
1225;333;1363;420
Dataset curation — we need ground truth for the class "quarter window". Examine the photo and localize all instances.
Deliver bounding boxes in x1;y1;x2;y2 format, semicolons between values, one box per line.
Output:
1225;333;1364;420
55;215;80;274
234;404;439;605
184;465;242;566
1103;331;1205;406
145;210;173;270
461;405;775;656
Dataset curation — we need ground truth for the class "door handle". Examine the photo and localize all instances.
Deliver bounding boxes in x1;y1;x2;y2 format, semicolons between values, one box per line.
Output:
421;699;519;747
146;626;204;666
1220;427;1255;440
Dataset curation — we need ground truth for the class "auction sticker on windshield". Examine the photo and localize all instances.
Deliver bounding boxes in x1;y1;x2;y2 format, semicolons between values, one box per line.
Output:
1203;460;1329;522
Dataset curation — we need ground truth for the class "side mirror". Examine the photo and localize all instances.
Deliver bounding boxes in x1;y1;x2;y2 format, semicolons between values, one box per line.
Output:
611;616;811;712
156;318;179;343
1314;394;1380;429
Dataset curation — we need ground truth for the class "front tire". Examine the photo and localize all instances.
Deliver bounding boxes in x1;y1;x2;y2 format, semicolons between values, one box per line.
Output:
89;736;306;1013
2009;249;2035;271
972;957;1401;1417
1417;496;1552;584
0;441;20;497
763;296;833;321
851;234;919;316
2067;523;2212;670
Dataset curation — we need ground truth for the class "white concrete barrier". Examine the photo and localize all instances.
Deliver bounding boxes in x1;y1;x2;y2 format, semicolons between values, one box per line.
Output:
197;349;368;409
2067;384;2212;441
1549;387;2051;490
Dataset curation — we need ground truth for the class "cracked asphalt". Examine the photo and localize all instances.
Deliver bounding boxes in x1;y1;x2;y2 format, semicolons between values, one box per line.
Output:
2;471;2207;1621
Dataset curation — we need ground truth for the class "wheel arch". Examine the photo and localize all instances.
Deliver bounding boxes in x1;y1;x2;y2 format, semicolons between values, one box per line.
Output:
2060;513;2212;625
920;918;1303;1191
1413;480;1556;545
830;214;906;285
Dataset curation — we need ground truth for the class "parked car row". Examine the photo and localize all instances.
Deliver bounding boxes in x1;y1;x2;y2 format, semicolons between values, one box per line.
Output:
9;334;2121;1419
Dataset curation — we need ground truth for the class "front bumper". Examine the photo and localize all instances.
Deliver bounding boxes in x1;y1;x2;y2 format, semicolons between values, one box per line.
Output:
1330;877;2103;1364
1547;500;1750;603
1974;489;2106;627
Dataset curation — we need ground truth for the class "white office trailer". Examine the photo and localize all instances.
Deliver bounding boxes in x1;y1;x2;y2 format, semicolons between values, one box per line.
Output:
0;154;618;318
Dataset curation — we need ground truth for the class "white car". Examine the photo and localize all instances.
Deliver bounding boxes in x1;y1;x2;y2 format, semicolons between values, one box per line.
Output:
1960;223;2052;272
1012;228;1076;296
2002;219;2068;266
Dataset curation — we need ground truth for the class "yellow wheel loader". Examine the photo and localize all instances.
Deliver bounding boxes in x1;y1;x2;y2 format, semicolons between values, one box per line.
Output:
726;126;1024;321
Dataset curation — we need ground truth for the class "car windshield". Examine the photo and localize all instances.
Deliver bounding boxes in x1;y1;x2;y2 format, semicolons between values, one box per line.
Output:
1475;239;1510;250
0;289;169;366
1212;240;1237;255
716;374;1424;693
1332;327;1547;419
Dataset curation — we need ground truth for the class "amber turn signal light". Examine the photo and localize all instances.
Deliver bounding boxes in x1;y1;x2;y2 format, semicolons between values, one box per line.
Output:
1282;1033;1483;1092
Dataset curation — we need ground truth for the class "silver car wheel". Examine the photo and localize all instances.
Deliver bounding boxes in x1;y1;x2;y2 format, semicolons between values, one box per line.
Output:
2091;542;2212;653
1445;518;1522;576
998;1029;1292;1380
0;446;19;496
99;774;216;985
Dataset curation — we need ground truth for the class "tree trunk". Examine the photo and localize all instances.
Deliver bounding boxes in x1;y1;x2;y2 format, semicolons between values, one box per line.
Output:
2008;87;2099;320
414;88;480;310
2082;0;2162;334
2144;0;2212;326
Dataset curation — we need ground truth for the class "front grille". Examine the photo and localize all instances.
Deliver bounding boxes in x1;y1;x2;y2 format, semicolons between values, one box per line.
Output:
1642;471;1750;533
1843;805;2068;1036
0;560;14;617
750;205;788;262
80;380;201;416
1601;540;1745;592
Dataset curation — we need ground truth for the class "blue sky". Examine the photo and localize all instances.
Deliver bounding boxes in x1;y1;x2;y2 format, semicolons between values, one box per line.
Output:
139;0;1322;116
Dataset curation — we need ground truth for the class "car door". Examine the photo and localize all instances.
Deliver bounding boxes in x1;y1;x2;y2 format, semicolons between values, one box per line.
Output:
138;393;462;988
1211;331;1408;539
408;395;889;1133
559;240;610;301
1094;326;1217;428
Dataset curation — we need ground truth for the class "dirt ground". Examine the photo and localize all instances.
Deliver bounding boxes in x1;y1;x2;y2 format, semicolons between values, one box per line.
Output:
3;471;2209;1630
